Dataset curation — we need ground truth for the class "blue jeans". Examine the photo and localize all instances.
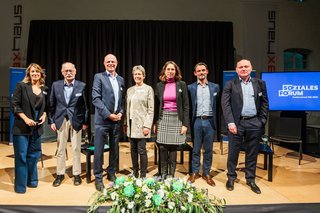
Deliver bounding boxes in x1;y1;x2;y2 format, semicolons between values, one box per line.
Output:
192;118;215;176
13;131;42;193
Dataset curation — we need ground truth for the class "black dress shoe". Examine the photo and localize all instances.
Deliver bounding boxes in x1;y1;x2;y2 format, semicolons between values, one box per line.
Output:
140;172;146;178
226;179;234;191
53;175;65;187
74;175;82;186
107;173;116;182
246;181;261;194
95;181;105;191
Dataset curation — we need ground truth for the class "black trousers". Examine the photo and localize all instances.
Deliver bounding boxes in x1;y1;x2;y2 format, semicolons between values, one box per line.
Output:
159;144;178;173
227;117;263;182
129;138;148;175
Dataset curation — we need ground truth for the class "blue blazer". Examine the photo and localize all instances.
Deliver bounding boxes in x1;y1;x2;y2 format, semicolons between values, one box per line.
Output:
188;81;220;130
92;72;125;125
48;80;89;131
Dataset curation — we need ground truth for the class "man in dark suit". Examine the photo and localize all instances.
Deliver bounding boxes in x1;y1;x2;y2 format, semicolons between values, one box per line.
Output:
221;59;269;194
92;54;125;191
187;62;220;186
48;62;89;187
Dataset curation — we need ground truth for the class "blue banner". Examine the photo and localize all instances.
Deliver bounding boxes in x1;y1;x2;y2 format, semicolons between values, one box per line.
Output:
10;67;26;142
222;70;256;87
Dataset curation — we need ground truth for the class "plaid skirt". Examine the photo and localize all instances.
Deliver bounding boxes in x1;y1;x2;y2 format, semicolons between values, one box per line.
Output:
157;111;186;145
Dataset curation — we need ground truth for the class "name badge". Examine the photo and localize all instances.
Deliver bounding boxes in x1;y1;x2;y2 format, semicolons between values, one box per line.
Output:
213;92;217;96
75;93;82;97
258;92;262;96
178;89;182;92
43;91;47;95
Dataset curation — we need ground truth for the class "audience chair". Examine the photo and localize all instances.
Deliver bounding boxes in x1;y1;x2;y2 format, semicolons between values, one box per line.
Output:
220;133;274;181
268;116;303;165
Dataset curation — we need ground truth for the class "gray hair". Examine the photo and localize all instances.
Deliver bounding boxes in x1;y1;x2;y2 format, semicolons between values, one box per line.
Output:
61;62;76;72
132;65;146;77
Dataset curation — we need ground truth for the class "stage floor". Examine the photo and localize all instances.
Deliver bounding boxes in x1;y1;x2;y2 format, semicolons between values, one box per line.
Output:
0;141;319;208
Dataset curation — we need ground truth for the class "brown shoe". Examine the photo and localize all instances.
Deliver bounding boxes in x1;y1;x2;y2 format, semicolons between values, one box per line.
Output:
202;175;215;186
187;173;201;183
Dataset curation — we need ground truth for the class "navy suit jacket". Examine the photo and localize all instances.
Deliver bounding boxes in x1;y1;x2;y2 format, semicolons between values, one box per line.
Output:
221;77;269;127
92;72;125;125
48;80;89;131
188;81;220;130
12;82;48;135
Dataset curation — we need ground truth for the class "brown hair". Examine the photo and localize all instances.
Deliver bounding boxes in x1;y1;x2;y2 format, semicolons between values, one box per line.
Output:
22;63;46;86
194;62;208;71
158;61;182;83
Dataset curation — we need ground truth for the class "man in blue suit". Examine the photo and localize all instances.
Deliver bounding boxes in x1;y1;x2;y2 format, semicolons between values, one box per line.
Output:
92;54;125;191
49;62;89;187
187;62;220;186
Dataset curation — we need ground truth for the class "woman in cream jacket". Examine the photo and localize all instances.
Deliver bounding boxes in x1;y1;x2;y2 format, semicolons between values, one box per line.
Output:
126;65;154;178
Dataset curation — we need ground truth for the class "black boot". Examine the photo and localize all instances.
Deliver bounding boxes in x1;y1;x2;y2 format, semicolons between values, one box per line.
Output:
161;162;168;180
133;170;139;178
168;162;176;178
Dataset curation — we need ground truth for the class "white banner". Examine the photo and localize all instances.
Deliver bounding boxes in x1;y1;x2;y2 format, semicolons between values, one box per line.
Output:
12;1;23;67
242;1;279;72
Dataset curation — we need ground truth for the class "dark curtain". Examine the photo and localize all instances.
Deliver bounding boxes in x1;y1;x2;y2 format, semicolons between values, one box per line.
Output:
27;20;234;137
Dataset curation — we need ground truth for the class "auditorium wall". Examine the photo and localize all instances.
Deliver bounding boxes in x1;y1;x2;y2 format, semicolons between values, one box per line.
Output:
0;0;319;98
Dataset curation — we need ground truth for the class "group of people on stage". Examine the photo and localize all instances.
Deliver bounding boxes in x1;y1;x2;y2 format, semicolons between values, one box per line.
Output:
11;54;268;195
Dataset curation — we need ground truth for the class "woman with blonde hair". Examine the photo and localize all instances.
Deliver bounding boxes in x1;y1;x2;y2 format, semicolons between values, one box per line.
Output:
12;63;48;193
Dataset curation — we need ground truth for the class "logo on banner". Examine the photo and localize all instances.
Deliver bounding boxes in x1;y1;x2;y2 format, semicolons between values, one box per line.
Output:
12;5;22;67
278;84;319;97
267;10;276;72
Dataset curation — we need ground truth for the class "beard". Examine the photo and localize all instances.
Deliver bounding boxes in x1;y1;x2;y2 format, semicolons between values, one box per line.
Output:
199;75;206;80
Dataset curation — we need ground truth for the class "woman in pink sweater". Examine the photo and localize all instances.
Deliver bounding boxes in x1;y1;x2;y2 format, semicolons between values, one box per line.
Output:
154;61;190;179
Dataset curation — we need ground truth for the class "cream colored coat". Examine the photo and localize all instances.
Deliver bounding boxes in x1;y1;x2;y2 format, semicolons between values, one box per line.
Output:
126;84;154;138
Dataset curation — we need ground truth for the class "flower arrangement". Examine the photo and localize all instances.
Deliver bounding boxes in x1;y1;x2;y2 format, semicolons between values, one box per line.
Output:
88;176;225;213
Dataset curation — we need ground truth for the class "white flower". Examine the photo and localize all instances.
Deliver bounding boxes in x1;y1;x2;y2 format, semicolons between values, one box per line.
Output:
168;201;175;209
136;179;142;187
182;178;188;184
124;181;129;186
121;208;125;213
187;192;193;202
142;184;149;192
165;179;171;187
146;192;152;199
145;199;151;207
103;188;107;196
157;189;165;198
181;206;186;211
110;192;117;200
128;201;134;209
